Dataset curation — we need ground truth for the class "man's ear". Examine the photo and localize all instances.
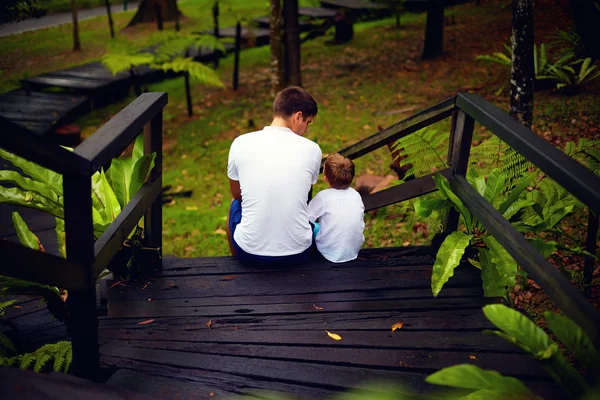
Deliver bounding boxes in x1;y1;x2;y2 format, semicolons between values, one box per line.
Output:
294;111;303;122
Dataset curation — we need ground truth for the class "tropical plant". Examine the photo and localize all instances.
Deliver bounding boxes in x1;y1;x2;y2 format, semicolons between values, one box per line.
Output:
390;128;449;179
416;168;582;299
551;27;586;60
426;304;598;399
0;336;72;373
538;57;600;93
0;135;157;302
102;31;225;101
475;43;511;67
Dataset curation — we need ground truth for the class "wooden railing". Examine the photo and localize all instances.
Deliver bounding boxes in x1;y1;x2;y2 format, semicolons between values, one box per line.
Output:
0;92;167;380
338;92;600;348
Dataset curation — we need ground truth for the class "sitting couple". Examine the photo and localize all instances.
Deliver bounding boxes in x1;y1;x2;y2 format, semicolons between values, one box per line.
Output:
226;86;365;264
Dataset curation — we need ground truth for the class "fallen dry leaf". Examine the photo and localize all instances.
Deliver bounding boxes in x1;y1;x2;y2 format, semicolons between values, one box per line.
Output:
206;320;213;329
221;275;236;280
326;330;342;341
148;298;152;301
469;355;478;360
110;280;123;289
138;319;154;325
209;393;214;397
391;322;404;332
313;304;324;310
13;305;22;309
213;228;227;235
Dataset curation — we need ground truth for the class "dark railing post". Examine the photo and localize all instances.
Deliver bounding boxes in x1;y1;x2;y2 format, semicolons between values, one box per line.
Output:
443;109;475;232
144;112;163;271
584;210;598;296
63;174;99;380
233;22;241;91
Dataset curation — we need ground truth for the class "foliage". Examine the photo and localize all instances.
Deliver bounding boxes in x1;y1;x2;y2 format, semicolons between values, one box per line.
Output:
551;27;586;60
102;32;225;89
390;128;448;179
0;338;72;373
416;168;580;299
475;44;511;67
538;57;600;93
0;0;46;25
0;135;156;297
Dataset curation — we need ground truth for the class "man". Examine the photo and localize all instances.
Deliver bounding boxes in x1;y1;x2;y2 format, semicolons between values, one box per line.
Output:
226;86;322;264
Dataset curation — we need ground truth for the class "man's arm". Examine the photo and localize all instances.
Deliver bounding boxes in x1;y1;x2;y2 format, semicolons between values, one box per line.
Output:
229;178;242;202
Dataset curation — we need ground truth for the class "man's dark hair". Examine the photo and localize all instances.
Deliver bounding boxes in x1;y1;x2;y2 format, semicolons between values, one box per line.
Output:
273;86;318;120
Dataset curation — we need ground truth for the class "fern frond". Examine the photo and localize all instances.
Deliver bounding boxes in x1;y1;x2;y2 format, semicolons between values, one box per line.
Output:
154;58;225;88
33;353;52;372
0;332;17;357
19;352;36;370
391;128;448;178
0;275;60;298
0;299;17;315
101;53;155;76
63;342;73;372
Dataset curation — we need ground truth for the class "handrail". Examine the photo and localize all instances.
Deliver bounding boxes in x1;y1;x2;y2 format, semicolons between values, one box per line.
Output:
452;176;600;346
75;92;168;174
0;116;90;175
456;93;600;215
338;97;455;160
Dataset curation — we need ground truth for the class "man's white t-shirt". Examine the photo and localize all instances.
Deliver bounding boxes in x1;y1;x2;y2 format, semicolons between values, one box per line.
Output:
308;187;365;263
227;126;322;256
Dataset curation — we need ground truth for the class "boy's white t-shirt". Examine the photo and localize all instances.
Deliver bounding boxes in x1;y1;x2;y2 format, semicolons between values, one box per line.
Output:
227;126;322;256
308;187;365;263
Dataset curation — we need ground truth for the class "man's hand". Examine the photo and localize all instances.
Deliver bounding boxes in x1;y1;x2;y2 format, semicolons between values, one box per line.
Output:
229;179;242;201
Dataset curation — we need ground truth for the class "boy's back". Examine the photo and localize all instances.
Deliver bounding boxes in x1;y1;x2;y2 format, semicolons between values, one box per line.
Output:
308;187;365;263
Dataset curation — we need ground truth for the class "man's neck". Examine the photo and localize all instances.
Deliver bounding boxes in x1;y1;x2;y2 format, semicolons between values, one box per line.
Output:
270;116;291;130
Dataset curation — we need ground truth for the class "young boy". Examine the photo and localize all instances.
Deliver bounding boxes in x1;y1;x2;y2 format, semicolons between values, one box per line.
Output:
308;153;365;263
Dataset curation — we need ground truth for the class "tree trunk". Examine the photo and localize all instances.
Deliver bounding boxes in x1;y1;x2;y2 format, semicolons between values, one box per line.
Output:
283;0;301;86
128;0;179;26
269;0;285;95
104;0;115;38
213;1;220;68
570;0;600;60
71;0;81;51
510;0;534;128
422;1;444;59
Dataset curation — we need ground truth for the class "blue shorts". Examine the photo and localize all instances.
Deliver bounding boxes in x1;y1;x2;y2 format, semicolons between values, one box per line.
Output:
229;200;315;265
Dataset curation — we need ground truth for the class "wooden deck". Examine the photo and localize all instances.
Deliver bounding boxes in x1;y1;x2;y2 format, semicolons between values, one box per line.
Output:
95;247;560;399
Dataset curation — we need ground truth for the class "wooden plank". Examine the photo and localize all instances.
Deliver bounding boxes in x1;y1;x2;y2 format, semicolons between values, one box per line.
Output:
451;175;600;348
106;296;497;318
144;113;163;264
106;265;482;302
100;344;436;392
299;7;338;17
338;97;455;160
320;0;387;9
93;178;163;277
106;365;338;399
99;327;518;352
362;168;451;211
75;93;168;173
22;75;115;90
0;367;153;400
107;286;483;309
63;174;99;379
0;240;87;291
101;308;495;331
456;92;600;215
0;116;91;174
101;339;550;379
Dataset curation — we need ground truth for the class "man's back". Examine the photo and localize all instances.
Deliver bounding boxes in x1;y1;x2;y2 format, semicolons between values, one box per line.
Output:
227;126;322;256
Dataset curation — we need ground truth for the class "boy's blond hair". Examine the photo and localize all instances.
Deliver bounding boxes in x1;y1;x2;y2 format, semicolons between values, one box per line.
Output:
324;153;355;189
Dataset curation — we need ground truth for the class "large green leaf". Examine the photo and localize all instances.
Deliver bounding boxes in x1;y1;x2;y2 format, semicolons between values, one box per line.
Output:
478;248;506;297
99;169;121;222
414;198;450;218
55;218;66;258
132;134;145;166
0;187;63;218
502;199;535;222
425;364;532;395
483;169;506;206
531;205;574;232
483;236;517;288
544;312;599;371
432;232;472;297
483;304;550;353
498;171;538;215
466;169;486;196
0;171;60;204
129;153;156;198
0;149;62;196
527;238;557;258
107;158;133;209
11;212;40;251
90;171;109;225
433;173;473;233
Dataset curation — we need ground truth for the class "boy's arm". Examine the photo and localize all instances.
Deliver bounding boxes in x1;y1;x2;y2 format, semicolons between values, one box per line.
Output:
229;179;242;202
307;193;324;223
